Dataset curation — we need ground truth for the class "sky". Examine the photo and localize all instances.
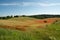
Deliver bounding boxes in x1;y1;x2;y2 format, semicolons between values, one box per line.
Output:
0;0;60;16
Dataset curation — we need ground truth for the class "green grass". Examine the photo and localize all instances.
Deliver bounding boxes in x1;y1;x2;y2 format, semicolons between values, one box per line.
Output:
0;22;60;40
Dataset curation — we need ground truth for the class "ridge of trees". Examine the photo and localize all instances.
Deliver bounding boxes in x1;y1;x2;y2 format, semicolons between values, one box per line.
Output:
0;15;60;19
0;15;26;19
28;15;60;19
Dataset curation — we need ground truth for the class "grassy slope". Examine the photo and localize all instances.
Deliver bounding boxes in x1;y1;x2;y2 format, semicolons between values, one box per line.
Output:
0;17;60;40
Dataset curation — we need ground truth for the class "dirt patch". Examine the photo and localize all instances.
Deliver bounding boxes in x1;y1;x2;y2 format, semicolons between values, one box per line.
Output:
36;18;57;24
37;26;45;28
15;26;26;31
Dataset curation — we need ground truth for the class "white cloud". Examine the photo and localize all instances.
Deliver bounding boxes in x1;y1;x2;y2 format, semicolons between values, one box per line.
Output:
0;2;60;7
21;12;60;16
0;3;20;6
22;2;60;7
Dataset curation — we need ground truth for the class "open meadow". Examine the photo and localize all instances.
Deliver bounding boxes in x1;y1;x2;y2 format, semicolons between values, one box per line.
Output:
0;17;60;40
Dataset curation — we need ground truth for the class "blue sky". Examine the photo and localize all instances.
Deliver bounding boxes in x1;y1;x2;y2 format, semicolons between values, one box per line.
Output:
0;0;60;16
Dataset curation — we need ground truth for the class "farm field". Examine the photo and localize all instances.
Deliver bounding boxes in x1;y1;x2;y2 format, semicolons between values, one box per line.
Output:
0;17;60;40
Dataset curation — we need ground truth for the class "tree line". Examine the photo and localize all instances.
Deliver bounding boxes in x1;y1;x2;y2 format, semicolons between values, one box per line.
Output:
28;15;60;19
0;15;26;19
0;15;60;19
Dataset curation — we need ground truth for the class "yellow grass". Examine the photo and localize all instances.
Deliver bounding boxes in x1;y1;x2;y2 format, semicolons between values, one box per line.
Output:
0;17;60;31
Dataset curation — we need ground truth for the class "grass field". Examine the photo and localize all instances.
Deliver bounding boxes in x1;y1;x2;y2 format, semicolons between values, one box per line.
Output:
0;17;60;40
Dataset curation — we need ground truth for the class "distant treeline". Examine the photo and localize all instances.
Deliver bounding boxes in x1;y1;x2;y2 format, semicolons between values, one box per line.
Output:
0;15;26;19
28;15;60;19
0;15;17;19
0;15;60;19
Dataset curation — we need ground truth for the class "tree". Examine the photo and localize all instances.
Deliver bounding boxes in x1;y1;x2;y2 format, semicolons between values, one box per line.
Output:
22;15;26;17
14;15;19;17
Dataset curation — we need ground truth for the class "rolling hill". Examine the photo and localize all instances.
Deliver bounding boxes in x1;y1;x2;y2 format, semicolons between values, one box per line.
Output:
0;16;60;40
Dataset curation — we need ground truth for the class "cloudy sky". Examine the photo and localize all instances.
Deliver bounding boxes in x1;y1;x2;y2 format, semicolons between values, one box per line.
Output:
0;0;60;16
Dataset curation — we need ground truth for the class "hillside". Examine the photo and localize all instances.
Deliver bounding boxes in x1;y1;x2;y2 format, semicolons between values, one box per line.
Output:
0;17;59;31
0;17;60;40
